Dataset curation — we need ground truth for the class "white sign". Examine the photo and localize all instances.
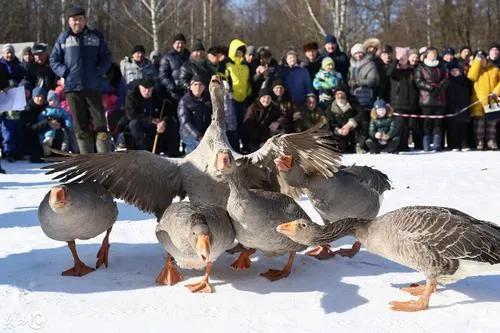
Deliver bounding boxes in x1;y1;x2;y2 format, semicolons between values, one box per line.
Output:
0;86;27;112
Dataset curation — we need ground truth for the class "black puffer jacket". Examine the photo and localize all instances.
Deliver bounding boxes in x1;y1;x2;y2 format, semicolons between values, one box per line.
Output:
177;90;212;140
159;48;190;99
178;59;218;91
386;60;418;111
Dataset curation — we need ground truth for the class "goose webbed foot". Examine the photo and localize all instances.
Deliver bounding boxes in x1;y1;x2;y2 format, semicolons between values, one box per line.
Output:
333;240;361;258
62;261;95;277
260;252;295;282
156;255;183;286
231;248;256;270
185;263;213;293
390;279;437;312
274;155;293;173
62;240;95;277
306;244;335;260
226;243;247;254
96;227;112;269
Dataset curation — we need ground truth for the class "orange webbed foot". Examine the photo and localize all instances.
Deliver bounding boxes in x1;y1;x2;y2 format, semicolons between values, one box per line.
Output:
260;269;291;281
231;248;256;270
389;298;429;312
61;261;95;277
306;244;335;260
156;256;183;286
333;241;361;258
185;279;213;293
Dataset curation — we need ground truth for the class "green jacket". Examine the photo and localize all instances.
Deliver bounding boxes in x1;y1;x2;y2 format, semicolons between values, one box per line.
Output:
369;116;398;138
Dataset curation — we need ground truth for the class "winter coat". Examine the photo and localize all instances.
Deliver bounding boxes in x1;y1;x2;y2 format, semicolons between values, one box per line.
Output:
280;64;313;106
120;57;157;87
178;58;218;91
251;58;279;101
369;106;398;139
242;100;284;148
386;60;418;111
38;107;72;129
323;48;350;80
25;62;57;91
414;62;448;107
446;74;472;121
466;59;500;117
313;69;344;103
124;86;166;122
0;57;26;86
302;54;323;81
273;93;295;133
293;105;327;132
159;48;190;99
374;56;391;102
0;62;9;91
225;39;251;102
50;27;112;93
349;56;379;107
177;90;212;140
326;99;362;132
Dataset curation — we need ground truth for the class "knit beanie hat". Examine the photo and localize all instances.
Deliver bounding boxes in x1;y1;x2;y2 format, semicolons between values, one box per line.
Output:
138;78;154;89
321;57;334;69
350;43;365;56
192;39;205;52
172;33;187;43
258;87;273;98
272;79;285;89
246;45;256;56
32;87;46;98
324;34;337;45
409;48;419;57
47;90;60;104
2;44;14;54
374;98;386;109
22;46;32;55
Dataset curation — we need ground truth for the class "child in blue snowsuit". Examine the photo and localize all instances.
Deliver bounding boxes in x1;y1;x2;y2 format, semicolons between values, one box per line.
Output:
38;90;72;156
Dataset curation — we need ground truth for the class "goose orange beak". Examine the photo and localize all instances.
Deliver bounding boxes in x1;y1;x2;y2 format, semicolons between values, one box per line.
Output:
276;221;298;237
196;235;211;263
50;186;67;209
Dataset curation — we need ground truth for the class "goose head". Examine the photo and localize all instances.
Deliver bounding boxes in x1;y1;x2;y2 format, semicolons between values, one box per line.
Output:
189;213;213;263
214;148;236;174
48;185;72;213
276;219;322;246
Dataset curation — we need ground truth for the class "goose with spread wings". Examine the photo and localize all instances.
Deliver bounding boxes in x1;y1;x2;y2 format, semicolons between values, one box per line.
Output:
43;79;342;218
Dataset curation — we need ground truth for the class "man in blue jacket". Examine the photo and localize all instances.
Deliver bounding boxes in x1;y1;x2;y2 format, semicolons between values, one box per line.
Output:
49;6;112;153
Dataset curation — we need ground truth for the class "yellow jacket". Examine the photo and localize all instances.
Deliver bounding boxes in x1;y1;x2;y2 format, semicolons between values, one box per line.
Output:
467;59;500;117
225;39;251;102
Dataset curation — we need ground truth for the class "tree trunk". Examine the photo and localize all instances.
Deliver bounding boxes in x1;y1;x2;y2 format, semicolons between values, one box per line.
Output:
426;0;431;46
61;0;66;32
190;1;194;46
203;0;207;43
150;0;159;51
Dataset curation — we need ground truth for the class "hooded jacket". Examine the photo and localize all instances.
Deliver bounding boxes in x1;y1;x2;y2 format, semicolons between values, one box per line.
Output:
467;59;500;117
225;39;251;102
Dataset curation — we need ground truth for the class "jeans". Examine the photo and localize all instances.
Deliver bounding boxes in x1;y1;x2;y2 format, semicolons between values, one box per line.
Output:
181;133;200;154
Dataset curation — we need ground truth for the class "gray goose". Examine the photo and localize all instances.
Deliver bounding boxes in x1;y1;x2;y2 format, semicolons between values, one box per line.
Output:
43;80;341;220
277;206;500;312
155;202;234;293
275;154;390;259
38;183;118;276
215;149;309;281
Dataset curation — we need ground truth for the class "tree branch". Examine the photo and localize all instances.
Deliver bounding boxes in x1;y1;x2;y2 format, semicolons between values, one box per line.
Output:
121;1;153;37
303;0;326;36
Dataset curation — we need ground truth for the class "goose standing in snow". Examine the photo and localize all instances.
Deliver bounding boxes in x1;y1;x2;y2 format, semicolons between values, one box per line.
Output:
216;149;308;281
275;154;390;259
43;79;341;220
155;202;234;293
38;183;118;276
277;206;500;311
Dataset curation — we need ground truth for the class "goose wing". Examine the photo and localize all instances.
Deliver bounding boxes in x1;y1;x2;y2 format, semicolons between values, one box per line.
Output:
238;125;342;178
43;151;184;217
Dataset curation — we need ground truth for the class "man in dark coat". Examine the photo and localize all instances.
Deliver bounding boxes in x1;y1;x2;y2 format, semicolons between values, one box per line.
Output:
322;34;349;80
123;78;172;153
178;39;219;91
50;6;112;154
177;75;212;153
27;44;58;91
159;33;190;101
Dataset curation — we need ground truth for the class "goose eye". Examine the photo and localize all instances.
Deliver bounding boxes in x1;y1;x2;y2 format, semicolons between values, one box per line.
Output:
300;222;307;229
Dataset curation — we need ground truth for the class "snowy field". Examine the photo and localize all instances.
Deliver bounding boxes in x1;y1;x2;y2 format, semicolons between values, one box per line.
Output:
1;152;500;333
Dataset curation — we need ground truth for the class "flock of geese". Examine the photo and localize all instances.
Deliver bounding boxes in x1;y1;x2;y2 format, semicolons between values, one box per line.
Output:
38;80;500;312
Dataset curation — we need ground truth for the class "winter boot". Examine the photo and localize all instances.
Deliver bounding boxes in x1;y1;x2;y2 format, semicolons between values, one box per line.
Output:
432;134;442;152
476;140;484;151
487;139;498;150
365;139;378;154
423;135;431;152
96;132;112;153
77;132;96;154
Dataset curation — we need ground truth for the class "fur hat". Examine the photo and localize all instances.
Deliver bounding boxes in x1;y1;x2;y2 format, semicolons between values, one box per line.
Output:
350;43;365;57
303;42;319;52
172;33;186;43
363;38;382;55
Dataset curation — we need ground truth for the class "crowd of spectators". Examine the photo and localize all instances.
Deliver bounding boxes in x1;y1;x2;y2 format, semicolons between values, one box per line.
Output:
1;6;499;174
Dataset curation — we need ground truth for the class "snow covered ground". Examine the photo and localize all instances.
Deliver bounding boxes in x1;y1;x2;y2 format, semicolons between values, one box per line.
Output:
1;152;500;333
